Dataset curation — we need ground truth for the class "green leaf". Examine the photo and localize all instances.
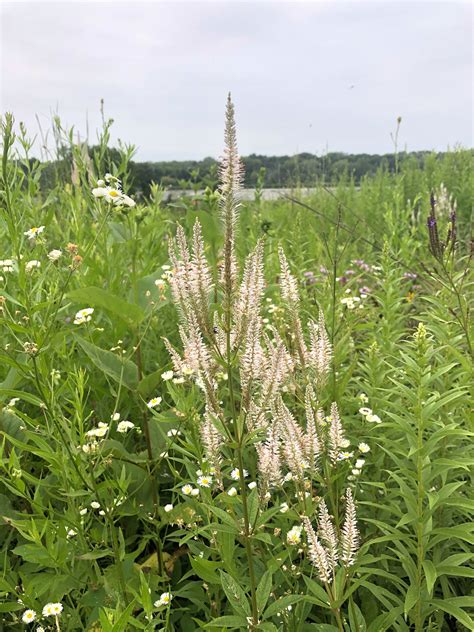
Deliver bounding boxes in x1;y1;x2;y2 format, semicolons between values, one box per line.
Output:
403;583;418;617
205;615;248;628
348;598;366;632
69;286;145;325
430;598;474;629
263;595;304;619
190;556;222;584
256;570;272;615
219;571;251;617
422;560;437;595
75;337;138;390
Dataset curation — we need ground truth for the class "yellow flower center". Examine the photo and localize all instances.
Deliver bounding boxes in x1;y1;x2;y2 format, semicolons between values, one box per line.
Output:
109;190;119;197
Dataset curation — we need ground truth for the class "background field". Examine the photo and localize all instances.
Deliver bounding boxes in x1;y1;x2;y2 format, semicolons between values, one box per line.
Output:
0;114;473;631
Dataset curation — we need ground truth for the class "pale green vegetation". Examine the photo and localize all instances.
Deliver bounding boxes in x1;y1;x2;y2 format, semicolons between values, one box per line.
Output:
0;103;472;631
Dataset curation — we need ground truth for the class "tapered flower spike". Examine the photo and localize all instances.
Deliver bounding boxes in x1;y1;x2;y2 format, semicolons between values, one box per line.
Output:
278;246;307;367
308;310;332;386
317;499;338;570
304;385;321;467
341;488;360;567
220;93;244;302
303;517;332;583
201;410;223;485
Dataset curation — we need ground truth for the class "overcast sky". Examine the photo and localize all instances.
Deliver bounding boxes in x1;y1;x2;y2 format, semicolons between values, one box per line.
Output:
1;1;472;160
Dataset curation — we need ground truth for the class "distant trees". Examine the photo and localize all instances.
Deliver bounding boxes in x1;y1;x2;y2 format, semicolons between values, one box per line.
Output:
38;147;469;195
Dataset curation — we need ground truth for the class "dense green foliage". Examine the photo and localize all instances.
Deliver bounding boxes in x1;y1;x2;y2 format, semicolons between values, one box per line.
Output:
0;112;473;631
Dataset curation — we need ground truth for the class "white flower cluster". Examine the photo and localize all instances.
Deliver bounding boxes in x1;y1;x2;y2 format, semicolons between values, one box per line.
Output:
74;307;94;325
92;174;136;207
21;602;63;624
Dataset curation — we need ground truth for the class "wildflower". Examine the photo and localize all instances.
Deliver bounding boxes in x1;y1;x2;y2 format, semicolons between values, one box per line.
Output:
154;592;172;607
286;525;303;545
366;413;382;424
111;412;120;421
355;459;365;469
359;407;372;416
66;528;77;538
86;422;109;438
280;502;289;513
337;451;353;461
155;279;167;290
351;469;361;476
90;501;101;509
164;504;173;512
42;602;63;617
248;481;257;490
284;472;293;482
341;489;359;567
24;226;45;240
117;420;135;433
358;442;370;453
22;610;36;624
25;260;41;273
182;484;193;495
23;342;38;356
191;488;199;496
227;487;238;496
358;393;369;403
0;259;14;272
161;370;174;380
36;627;45;632
167;428;181;437
79;508;88;516
303;517;332;583
197;475;213;487
230;468;248;480
147;396;162;409
340;296;360;309
173;376;185;384
73;307;94;325
47;249;62;261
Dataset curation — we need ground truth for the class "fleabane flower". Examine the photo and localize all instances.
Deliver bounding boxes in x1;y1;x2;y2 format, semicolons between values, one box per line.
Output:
117;420;135;433
147;396;162;409
74;307;94;324
230;468;248;480
164;504;173;512
287;525;303;545
161;370;174;380
227;487;238;497
197;475;213;488
21;610;36;624
366;413;382;424
24;226;45;240
48;249;62;262
181;484;193;495
42;602;63;617
359;407;372;416
25;260;41;273
358;442;370;453
154;592;172;607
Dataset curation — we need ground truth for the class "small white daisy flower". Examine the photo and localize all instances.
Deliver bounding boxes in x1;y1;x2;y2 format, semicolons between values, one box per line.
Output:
24;226;45;240
42;602;62;617
227;487;238;497
366;413;382;424
197;475;213;488
358;442;370;453
147;396;162;409
230;468;248;480
359;407;372;416
286;526;303;545
47;249;62;262
248;482;257;490
164;504;173;512
73;307;94;325
279;502;289;513
90;501;101;509
154;592;172;607
181;484;193;495
161;370;174;380
21;609;36;624
117;420;135;433
191;488;199;497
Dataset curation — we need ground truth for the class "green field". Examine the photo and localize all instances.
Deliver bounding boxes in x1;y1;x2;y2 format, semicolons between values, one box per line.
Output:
0;102;473;631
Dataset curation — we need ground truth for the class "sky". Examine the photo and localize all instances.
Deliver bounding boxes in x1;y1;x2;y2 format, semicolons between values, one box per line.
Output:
1;0;472;161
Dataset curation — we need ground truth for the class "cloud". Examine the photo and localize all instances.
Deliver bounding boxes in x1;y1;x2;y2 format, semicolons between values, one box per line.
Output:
1;1;472;159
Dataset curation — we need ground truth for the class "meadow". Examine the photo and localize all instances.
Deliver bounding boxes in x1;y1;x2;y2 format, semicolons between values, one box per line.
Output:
0;99;472;631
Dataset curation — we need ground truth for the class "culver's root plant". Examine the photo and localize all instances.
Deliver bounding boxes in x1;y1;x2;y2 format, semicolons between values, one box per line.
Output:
161;95;361;630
